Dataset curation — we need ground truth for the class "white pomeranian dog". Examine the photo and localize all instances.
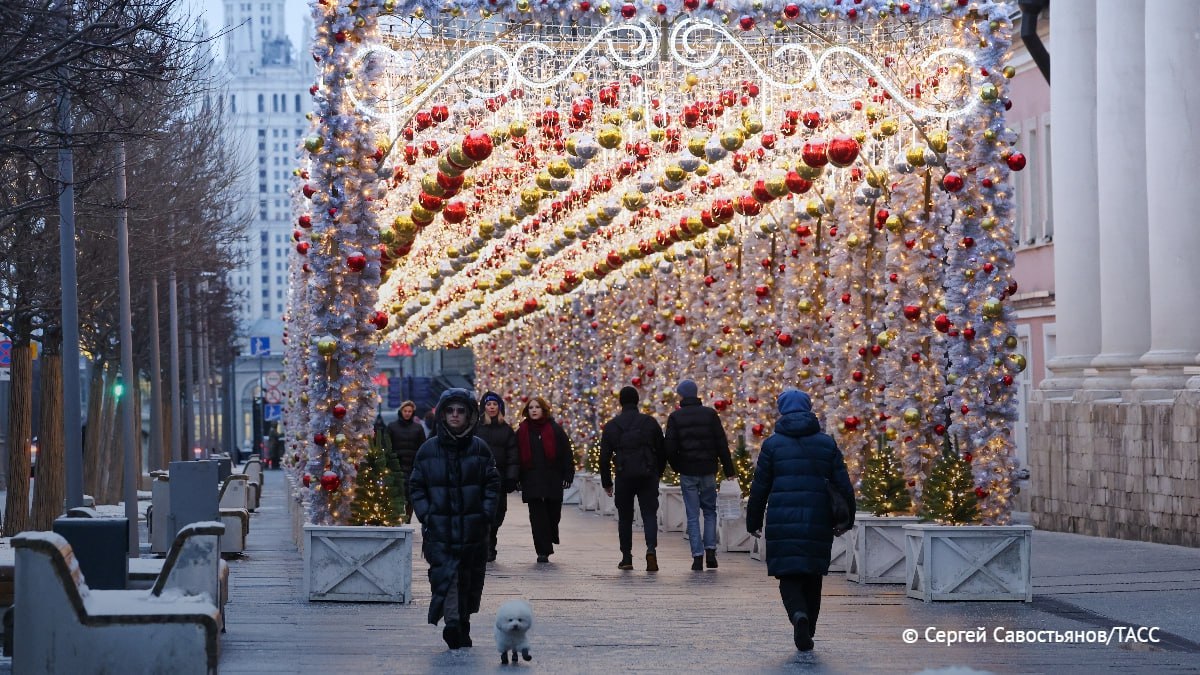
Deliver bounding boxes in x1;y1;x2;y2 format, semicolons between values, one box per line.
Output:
494;599;534;665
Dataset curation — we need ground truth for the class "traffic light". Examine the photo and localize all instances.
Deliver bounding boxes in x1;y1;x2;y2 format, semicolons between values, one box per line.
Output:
112;374;124;400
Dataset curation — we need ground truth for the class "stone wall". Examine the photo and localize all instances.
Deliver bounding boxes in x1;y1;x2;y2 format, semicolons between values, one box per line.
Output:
1027;391;1200;547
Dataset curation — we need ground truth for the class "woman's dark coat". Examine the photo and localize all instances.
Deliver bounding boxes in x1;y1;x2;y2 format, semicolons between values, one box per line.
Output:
745;410;855;577
476;418;521;493
408;392;501;625
515;418;575;502
386;416;427;478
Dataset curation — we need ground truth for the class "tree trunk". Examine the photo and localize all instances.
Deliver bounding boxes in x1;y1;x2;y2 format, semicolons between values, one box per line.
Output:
31;354;65;530
84;364;105;498
103;366;124;504
3;345;33;535
161;386;173;469
133;380;144;490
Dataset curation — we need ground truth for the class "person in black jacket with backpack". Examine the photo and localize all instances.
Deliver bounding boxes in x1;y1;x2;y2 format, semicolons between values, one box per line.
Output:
665;378;735;571
746;388;855;652
409;388;501;650
476;391;520;562
600;386;666;572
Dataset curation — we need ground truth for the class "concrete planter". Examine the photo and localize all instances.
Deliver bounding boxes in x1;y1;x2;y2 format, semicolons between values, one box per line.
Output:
658;485;685;532
304;525;415;602
847;514;920;584
904;524;1033;602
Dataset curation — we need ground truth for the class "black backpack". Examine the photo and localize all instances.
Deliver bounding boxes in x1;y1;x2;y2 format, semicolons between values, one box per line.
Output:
612;415;658;480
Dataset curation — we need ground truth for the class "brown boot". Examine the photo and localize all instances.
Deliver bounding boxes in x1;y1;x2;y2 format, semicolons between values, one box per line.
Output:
646;552;659;572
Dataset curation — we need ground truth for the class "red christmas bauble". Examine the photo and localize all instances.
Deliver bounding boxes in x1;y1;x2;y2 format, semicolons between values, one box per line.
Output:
331;404;347;419
320;471;340;492
1007;152;1026;171
653;332;667;343
673;314;686;326
347;253;367;272
801;140;829;168
785;171;812;194
620;2;636;18
461;130;494;162
640;322;652;334
314;432;327;446
442;202;467;224
302;474;311;487
777;333;793;347
752;423;765;437
826;135;860;167
851;370;864;382
942;172;965;192
963;327;976;341
934;314;952;333
903;305;922;321
738;15;755;30
783;3;800;19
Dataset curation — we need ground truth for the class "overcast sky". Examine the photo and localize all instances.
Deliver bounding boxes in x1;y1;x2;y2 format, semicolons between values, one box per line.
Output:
188;0;309;60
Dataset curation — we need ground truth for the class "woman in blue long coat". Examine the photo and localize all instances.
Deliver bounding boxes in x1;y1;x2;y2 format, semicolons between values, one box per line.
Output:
746;389;855;652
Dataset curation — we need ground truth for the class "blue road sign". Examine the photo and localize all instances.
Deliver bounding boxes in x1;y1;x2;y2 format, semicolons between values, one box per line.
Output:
0;340;11;367
250;336;271;356
264;404;283;422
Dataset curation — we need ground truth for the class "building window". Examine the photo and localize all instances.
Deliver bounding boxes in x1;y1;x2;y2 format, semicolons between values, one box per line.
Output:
276;290;283;298
295;95;301;113
258;142;265;151
258;183;267;193
257;94;264;113
261;275;269;284
259;231;268;242
230;94;236;113
1012;114;1053;247
262;303;271;315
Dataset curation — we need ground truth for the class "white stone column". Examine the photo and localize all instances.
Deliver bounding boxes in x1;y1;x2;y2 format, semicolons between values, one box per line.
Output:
1084;0;1150;395
1134;2;1200;394
1042;3;1100;395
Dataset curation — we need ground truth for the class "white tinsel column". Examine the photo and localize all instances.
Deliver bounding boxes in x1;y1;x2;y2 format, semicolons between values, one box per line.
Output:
297;0;387;525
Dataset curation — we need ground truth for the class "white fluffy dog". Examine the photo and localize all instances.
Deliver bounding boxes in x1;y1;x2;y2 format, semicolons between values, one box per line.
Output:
494;599;534;665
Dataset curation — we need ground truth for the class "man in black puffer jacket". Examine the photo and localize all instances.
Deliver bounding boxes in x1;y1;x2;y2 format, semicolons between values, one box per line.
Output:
665;378;734;571
600;386;666;572
409;388;501;651
387;400;427;522
746;389;855;653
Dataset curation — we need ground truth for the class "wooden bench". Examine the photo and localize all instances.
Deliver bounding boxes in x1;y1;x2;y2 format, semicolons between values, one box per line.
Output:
12;532;220;674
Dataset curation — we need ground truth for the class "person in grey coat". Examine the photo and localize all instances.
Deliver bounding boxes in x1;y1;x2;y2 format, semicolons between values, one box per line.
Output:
746;389;855;652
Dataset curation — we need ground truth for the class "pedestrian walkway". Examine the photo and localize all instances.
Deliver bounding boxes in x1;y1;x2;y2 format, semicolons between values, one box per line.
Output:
219;471;1200;674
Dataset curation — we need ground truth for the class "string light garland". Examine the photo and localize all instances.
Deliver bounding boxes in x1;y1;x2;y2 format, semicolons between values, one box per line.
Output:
283;0;1026;525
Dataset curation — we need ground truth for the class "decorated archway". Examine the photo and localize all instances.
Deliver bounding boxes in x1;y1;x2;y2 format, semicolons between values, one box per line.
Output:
285;0;1027;526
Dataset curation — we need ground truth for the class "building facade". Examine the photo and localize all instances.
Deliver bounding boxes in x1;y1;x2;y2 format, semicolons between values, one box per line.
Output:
216;0;313;449
1028;1;1200;547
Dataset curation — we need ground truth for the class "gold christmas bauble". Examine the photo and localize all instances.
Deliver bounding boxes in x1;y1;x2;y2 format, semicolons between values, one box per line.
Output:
928;131;949;154
903;407;921;426
598;125;622;149
982;298;1003;319
905;145;927;167
720;129;745;151
885;215;903;233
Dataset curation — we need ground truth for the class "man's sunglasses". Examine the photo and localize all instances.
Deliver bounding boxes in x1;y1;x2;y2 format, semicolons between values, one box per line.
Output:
443;405;469;415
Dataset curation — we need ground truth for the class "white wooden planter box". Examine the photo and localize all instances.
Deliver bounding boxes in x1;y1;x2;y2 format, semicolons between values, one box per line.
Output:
658;485;685;532
599;485;616;516
847;515;920;584
749;532;767;561
828;529;853;572
304;525;415;603
578;474;600;511
563;474;584;505
904;524;1033;603
719;516;753;553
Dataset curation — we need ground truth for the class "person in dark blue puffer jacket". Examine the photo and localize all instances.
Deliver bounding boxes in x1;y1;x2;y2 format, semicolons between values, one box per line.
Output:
746;388;855;652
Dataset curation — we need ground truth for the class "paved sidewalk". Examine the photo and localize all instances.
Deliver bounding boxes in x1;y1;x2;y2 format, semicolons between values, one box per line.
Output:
218;471;1200;674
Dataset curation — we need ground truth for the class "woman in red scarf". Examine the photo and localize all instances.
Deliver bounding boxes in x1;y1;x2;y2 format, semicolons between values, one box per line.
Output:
515;396;576;563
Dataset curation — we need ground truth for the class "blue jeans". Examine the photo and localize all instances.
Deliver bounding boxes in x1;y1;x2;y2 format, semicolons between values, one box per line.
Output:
679;473;718;557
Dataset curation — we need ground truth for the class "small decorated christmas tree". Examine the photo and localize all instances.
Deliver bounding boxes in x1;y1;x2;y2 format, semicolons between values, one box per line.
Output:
859;434;912;516
918;429;979;524
585;440;601;474
350;418;406;526
731;434;754;497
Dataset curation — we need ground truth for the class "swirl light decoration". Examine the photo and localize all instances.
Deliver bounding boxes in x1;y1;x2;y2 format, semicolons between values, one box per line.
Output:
288;0;1026;524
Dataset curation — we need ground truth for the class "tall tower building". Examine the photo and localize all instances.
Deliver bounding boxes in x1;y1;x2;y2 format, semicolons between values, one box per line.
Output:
217;0;313;450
